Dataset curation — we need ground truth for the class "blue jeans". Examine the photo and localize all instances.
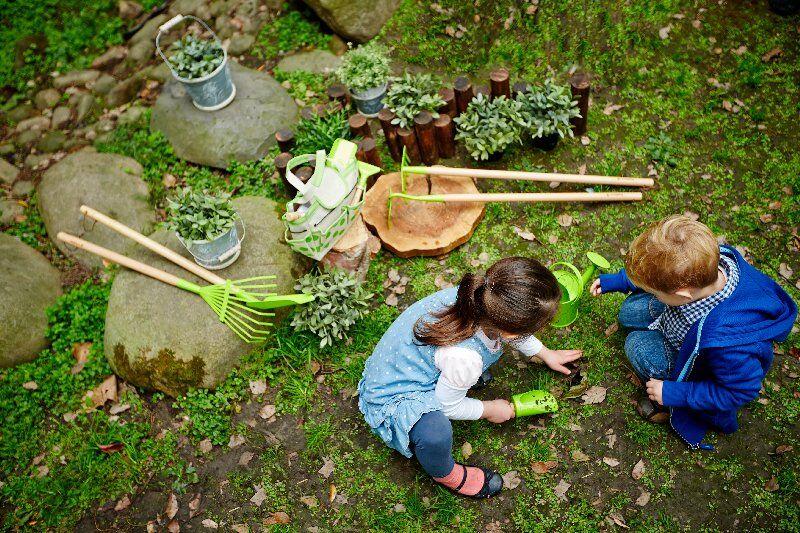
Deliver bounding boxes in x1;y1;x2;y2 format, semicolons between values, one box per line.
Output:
619;292;675;381
408;410;455;477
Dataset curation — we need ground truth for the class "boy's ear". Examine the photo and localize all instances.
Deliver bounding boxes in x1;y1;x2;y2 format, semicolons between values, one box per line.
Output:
673;288;694;299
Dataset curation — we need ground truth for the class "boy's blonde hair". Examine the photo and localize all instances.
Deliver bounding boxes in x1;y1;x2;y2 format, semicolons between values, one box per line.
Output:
626;215;719;293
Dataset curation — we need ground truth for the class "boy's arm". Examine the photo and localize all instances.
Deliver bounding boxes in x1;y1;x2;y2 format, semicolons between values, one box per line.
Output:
661;346;765;411
598;268;639;294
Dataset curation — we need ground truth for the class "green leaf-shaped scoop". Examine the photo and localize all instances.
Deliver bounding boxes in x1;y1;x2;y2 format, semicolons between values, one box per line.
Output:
512;389;559;417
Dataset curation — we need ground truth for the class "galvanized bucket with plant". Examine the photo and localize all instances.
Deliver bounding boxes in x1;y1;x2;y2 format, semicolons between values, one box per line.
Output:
454;93;526;161
383;72;446;129
516;78;580;151
156;14;236;111
336;42;392;117
166;188;244;270
291;268;373;347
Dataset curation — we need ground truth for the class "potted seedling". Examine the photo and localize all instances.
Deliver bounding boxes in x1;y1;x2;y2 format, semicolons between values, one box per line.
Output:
517;78;580;151
384;72;446;128
336;42;392;117
166;188;243;270
156;15;236;111
454;93;525;161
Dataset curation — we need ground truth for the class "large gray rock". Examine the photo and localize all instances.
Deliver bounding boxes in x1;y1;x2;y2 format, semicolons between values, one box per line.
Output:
53;69;101;89
151;61;298;168
302;0;401;42
0;233;62;368
275;49;342;75
0;158;20;185
104;196;312;396
37;149;155;269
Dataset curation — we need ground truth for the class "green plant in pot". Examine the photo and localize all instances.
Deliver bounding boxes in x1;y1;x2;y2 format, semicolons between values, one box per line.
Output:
291;268;373;347
454;93;525;161
166;188;243;270
156;15;236;111
336;42;392;117
384;72;446;129
517;78;580;151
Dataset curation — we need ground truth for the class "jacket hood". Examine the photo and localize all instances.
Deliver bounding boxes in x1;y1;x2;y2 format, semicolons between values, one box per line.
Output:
699;247;797;349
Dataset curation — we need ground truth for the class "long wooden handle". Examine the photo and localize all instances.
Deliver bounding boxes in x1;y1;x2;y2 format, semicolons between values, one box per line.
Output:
407;166;654;188
57;232;184;287
80;205;225;285
432;191;642;202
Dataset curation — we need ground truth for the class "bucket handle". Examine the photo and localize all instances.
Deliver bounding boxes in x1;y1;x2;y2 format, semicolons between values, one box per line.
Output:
550;261;584;298
156;14;225;80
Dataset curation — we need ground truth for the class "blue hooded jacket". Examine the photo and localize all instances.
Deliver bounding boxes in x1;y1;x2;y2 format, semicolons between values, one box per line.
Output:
599;246;797;449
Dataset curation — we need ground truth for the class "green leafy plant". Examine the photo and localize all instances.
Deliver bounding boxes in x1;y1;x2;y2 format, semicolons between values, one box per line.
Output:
644;131;678;167
253;10;331;60
167;35;224;80
336;42;391;95
517;78;580;140
294;107;352;153
166;188;236;242
454;93;525;160
291;269;373;347
384;72;446;128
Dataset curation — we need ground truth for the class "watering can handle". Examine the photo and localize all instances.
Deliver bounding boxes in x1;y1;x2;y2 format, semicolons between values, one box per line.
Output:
551;261;583;281
155;14;225;78
159;14;185;32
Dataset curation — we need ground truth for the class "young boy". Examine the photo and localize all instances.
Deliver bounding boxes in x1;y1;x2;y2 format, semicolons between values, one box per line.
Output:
591;215;797;449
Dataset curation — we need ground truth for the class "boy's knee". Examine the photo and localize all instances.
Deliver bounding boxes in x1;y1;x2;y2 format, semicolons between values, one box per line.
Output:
618;294;652;330
624;331;670;381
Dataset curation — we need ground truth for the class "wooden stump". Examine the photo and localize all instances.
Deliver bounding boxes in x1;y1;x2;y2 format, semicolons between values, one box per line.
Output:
454;76;474;115
438;88;456;117
320;215;381;281
490;68;511;100
327;83;349;107
349;113;372;139
434;115;456;158
362;171;484;258
275;129;295;152
570;72;590;135
414;111;439;165
378;108;402;162
397;127;421;164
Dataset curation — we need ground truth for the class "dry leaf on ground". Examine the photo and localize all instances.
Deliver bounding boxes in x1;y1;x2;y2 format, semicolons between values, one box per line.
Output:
167;519;180;533
385;293;398;307
608;511;629;529
502;470;522;489
189;493;202;518
632;458;645;480
571;450;590;462
461;442;473;460
762;47;782;62
635;490;651;506
71;342;92;374
109;403;131;415
23;381;38;390
557;214;573;228
300;495;318;508
531;460;558;474
201;519;219;529
318;457;334;479
250;485;267;507
114;495;131;511
603;103;624;115
228;434;245;448
198;439;213;453
581;385;607;404
778;263;793;280
764;476;779;492
239;452;254;466
554;479;571;501
98;442;124;453
264;512;291;526
602;457;620;467
512;225;538;242
84;375;117;409
165;493;178;520
259;404;276;420
249;380;267;395
658;25;672;39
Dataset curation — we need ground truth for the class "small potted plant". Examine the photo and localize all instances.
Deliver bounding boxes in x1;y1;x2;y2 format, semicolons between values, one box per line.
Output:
454;93;525;161
336;42;392;117
517;78;580;151
166;188;243;270
156;16;236;111
384;72;446;128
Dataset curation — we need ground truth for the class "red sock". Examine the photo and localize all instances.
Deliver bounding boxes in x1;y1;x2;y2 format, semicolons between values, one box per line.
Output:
434;463;485;496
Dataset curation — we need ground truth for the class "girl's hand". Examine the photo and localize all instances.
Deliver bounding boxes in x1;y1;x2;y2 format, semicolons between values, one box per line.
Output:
482;399;516;424
538;347;583;375
590;279;602;296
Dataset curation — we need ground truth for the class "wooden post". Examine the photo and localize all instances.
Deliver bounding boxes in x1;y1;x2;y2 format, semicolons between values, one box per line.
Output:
414;111;439;166
512;81;530;97
275;129;295;152
438;87;456;117
489;68;511;100
378;108;402;162
295;166;314;184
434;115;456;158
357;137;382;189
475;85;490;98
327;83;349;107
570;72;590;135
300;107;315;120
453;76;474;115
397;127;421;164
349;113;372;139
275;152;293;195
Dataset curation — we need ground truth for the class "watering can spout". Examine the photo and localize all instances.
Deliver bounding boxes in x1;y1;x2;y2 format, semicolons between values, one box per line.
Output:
550;251;611;328
580;251;611;287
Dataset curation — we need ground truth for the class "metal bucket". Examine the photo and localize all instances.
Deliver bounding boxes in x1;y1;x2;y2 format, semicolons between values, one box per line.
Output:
178;215;245;270
350;83;387;117
156;14;236;111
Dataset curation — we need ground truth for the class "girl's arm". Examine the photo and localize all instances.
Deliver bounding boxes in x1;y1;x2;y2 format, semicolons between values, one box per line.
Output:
434;346;484;420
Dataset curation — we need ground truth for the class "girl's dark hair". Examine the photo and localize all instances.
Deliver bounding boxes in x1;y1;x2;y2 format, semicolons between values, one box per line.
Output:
414;257;561;346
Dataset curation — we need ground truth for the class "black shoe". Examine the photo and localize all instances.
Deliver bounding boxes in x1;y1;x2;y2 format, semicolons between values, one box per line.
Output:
442;464;504;499
471;370;493;390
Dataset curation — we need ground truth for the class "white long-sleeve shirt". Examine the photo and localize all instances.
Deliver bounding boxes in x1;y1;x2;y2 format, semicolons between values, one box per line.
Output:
433;329;544;420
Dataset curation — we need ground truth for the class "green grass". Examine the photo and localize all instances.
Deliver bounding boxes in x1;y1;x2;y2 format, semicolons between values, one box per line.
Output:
253;8;331;61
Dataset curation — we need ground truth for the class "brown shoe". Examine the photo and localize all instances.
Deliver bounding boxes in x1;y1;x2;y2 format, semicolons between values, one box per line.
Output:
636;396;669;424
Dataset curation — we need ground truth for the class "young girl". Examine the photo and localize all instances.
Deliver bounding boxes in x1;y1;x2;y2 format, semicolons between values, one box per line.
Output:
358;257;583;498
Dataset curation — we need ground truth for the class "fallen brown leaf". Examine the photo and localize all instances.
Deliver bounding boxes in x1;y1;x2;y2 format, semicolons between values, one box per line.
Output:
604;323;619;337
165;492;179;520
300;495;318;508
198;439;213;453
775;444;793;454
167;519;180;533
249;380;267;395
259;404;276;420
228;434;245;448
109;403;131;415
250;485;267;507
635;490;651;506
778;263;793;280
98;442;124;453
556;214;573;228
71;342;92;374
603;103;624;115
22;381;38;390
318;456;334;479
385;293;398;307
764;476;779;492
512;225;539;242
581;385;607;405
114;495;131;511
602;457;619;467
329;484;337;503
238;451;254;466
264;511;290;526
84;375;118;409
188;493;202;519
632;458;645;480
531;460;558;474
201;518;219;529
163;173;178;188
461;441;473;460
762;48;782;62
571;450;590;463
658;25;672;39
554;479;571;501
502;470;522;489
608;511;629;529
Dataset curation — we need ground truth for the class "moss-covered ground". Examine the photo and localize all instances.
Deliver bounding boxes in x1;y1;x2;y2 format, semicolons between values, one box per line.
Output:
1;0;799;530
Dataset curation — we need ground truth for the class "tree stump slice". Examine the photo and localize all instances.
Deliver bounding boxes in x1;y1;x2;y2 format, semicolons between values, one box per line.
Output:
320;214;380;281
362;171;484;258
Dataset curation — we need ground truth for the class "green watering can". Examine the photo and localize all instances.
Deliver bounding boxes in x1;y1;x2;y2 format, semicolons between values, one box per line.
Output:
512;389;559;417
551;251;611;328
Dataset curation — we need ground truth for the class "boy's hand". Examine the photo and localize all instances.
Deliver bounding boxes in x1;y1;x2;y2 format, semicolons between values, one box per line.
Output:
538;347;583;375
646;379;664;405
590;279;602;296
482;399;516;423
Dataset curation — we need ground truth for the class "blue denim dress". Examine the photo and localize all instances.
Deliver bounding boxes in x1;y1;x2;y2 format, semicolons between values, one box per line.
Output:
358;288;502;458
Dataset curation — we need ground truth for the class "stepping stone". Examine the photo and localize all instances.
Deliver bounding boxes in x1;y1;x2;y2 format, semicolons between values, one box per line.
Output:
302;0;401;42
151;61;298;169
0;233;62;368
104;196;312;397
0;158;20;185
37;148;155;269
275;50;342;75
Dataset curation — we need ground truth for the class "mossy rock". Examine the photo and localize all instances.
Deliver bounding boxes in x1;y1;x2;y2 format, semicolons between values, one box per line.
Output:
0;233;62;368
105;196;311;396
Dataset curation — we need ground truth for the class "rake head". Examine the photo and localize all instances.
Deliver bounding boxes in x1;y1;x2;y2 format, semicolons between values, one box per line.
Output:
386;189;445;228
399;147;433;194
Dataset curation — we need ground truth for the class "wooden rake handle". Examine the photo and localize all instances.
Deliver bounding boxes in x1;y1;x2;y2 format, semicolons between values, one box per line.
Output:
80;205;226;286
422;191;643;202
57;232;184;287
405;165;654;188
